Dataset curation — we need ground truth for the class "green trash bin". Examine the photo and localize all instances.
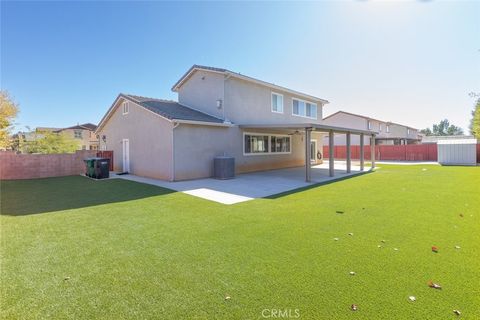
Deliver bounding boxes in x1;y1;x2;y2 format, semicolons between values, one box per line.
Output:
84;158;96;177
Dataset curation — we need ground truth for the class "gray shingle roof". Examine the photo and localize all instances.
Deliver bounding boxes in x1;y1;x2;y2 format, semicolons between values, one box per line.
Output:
123;94;224;124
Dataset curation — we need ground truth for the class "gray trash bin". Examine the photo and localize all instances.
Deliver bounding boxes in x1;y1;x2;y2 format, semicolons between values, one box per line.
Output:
213;156;235;179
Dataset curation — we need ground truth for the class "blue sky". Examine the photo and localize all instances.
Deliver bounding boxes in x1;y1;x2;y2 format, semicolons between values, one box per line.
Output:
2;1;479;132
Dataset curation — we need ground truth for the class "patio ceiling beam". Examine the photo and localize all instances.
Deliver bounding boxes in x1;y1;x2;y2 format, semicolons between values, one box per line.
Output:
238;123;375;136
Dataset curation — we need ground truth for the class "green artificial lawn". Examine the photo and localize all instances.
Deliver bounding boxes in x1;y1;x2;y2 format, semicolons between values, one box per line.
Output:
1;165;479;319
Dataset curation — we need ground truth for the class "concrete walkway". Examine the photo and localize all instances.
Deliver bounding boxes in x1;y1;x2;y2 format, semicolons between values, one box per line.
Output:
112;163;371;205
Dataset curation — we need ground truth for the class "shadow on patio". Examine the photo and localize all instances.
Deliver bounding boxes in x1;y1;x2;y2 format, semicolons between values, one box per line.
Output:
0;176;176;216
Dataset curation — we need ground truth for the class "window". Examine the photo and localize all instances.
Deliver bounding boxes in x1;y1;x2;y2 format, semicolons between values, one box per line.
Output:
386;125;390;133
244;134;269;154
292;98;317;119
407;128;410;135
271;136;291;153
74;130;83;139
122;101;129;115
244;133;291;155
271;92;284;113
379;124;382;132
82;145;87;150
367;121;372;130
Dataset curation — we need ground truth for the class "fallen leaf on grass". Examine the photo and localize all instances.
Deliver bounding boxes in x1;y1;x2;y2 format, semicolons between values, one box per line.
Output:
334;238;339;241
408;296;416;302
453;310;461;316
349;271;356;275
348;232;354;236
394;248;399;251
351;304;358;311
455;245;461;249
428;281;442;289
64;276;70;281
225;295;231;300
336;211;344;214
432;246;439;253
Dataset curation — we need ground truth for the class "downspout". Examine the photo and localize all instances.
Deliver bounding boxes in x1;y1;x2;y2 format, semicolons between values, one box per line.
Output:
171;122;180;181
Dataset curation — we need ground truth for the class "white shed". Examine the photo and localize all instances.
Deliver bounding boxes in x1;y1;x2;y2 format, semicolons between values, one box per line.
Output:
437;139;478;166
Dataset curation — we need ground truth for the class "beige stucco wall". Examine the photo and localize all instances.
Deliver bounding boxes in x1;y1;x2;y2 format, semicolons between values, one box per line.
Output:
177;70;225;120
224;77;324;125
98;98;174;180
176;70;325;125
173;125;323;181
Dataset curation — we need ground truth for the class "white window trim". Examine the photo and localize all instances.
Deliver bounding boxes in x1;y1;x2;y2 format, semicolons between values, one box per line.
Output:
243;132;292;156
379;124;382;132
271;92;284;114
407;128;410;135
291;98;317;120
367;120;372;130
122;101;129;115
386;125;390;133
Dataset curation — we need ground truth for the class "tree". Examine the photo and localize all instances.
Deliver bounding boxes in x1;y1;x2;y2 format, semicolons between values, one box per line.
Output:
469;98;480;138
0;90;19;149
420;128;432;136
24;130;78;154
421;119;464;136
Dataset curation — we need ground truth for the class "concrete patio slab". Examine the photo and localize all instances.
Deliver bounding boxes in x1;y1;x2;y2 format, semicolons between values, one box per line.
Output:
112;163;371;205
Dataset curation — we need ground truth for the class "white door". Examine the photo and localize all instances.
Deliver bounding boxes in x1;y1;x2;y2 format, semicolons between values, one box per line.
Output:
122;139;130;172
310;140;317;163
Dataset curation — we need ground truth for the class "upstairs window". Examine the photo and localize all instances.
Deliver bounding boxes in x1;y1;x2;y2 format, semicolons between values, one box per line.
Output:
407;128;411;135
386;125;390;133
122;101;129;115
271;92;284;113
379;124;382;132
292;98;317;119
367;120;372;130
74;130;83;139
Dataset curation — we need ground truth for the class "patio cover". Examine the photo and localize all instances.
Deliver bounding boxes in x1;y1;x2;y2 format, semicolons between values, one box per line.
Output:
239;123;377;182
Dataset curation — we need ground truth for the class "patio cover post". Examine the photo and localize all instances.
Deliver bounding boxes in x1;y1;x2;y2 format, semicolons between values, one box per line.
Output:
329;130;334;177
305;127;312;182
346;132;351;173
371;134;376;169
360;133;365;171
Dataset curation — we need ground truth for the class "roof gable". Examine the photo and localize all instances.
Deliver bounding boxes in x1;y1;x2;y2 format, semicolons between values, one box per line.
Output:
172;64;329;104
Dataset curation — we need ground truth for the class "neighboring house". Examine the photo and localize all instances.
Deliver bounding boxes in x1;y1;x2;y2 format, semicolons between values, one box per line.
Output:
55;123;99;150
322;111;420;146
96;65;373;181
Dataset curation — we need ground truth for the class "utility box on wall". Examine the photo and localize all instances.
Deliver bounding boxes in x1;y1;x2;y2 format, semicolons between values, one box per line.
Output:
437;139;477;166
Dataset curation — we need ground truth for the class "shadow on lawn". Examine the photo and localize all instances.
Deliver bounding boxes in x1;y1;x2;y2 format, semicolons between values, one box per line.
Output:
264;170;371;199
0;176;175;216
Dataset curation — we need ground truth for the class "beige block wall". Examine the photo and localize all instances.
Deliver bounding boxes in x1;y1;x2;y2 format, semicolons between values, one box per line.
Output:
173;125;323;181
98;98;174;180
0;150;96;180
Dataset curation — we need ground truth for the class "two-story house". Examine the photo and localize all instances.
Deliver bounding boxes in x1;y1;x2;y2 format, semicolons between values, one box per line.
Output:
55;123;99;150
322;111;420;146
96;65;374;181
